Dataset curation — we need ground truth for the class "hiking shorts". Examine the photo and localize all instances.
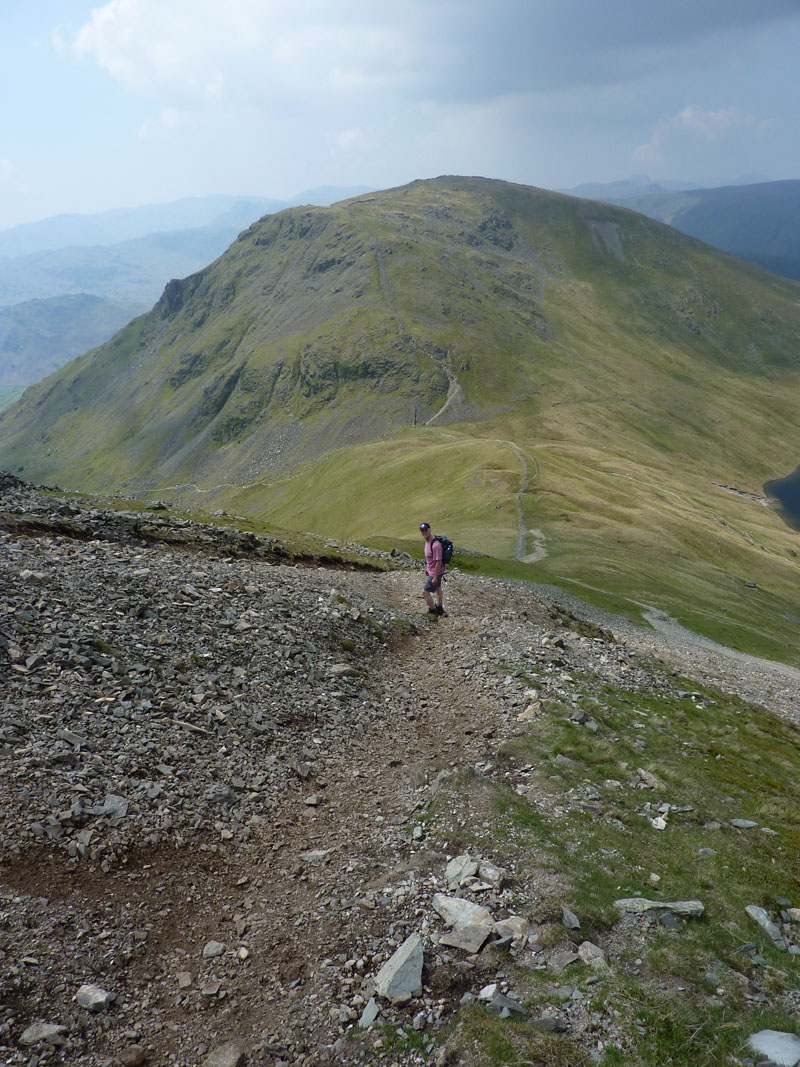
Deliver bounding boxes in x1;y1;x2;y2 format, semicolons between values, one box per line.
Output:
424;573;442;593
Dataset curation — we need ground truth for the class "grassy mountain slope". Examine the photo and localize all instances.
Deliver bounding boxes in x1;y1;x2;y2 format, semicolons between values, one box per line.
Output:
617;180;800;280
0;293;144;388
3;175;800;661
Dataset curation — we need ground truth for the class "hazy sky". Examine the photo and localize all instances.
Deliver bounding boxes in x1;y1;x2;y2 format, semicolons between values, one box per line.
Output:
2;0;799;228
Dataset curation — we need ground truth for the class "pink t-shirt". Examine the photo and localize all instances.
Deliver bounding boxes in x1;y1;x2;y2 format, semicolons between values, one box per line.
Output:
424;536;443;576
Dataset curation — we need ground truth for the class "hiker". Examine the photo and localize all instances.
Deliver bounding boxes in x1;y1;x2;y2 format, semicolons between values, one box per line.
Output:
419;522;446;617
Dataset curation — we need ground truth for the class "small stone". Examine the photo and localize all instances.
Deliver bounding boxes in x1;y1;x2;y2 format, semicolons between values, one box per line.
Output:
359;997;380;1028
77;983;114;1011
577;941;608;969
202;940;225;959
118;1047;147;1066
746;906;787;949
787;909;800;923
731;819;759;829
19;1022;67;1046
478;861;507;888
374;933;424;1000
432;894;493;929
561;906;581;930
698;848;716;858
412;1011;426;1030
303;794;320;806
493;915;530;941
478;984;498;1001
439;924;491;953
531;1015;568;1033
637;768;666;790
177;971;193;989
548;949;579;972
301;848;329;862
487;993;529;1020
100;794;129;818
445;855;479;886
204;1043;245;1067
613;898;704;917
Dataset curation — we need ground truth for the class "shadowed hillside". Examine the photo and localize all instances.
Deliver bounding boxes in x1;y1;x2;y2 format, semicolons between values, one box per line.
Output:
3;175;800;660
616;179;800;279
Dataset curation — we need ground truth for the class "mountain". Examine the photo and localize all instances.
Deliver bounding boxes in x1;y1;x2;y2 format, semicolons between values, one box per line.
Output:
0;189;376;260
613;179;800;279
0;189;378;389
561;175;699;200
0;293;145;388
3;175;800;661
0;224;250;308
0;195;284;259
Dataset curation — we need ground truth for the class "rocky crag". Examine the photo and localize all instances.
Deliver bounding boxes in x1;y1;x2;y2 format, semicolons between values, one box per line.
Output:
2;477;800;1067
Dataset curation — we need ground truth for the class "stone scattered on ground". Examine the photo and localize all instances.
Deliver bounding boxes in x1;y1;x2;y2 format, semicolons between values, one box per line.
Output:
203;1043;245;1067
613;898;705;917
374;933;424;1000
76;983;114;1011
746;906;788;950
747;1030;800;1067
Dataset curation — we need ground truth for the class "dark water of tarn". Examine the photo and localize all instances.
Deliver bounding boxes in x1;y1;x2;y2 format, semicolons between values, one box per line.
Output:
764;466;800;531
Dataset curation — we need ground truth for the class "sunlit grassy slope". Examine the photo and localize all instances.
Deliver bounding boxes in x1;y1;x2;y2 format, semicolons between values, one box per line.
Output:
3;175;800;660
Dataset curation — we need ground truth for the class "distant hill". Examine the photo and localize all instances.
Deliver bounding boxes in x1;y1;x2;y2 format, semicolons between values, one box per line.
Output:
0;293;145;388
0;188;376;389
0;189;375;259
4;175;800;660
0;224;249;308
561;175;698;200
614;179;800;279
0;195;283;259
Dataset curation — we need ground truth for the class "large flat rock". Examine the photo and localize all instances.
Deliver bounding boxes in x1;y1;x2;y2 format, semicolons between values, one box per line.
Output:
747;1030;800;1066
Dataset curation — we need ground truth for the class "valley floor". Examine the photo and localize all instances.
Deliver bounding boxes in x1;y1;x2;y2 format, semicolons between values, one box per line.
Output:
2;482;800;1067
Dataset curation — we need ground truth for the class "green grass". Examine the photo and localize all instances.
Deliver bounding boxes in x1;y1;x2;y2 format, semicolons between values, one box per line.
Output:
421;667;800;1065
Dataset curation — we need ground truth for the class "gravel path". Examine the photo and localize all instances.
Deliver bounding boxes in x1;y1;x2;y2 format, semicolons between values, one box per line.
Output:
529;580;800;725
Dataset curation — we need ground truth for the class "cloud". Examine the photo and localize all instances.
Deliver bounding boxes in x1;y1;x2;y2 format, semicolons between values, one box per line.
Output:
71;0;800;119
633;105;756;165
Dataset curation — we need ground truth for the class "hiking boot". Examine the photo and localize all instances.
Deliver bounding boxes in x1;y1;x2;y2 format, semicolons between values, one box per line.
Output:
435;604;447;616
427;607;438;615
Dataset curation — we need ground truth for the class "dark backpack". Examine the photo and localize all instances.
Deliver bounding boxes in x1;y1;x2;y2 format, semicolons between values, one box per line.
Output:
434;534;454;564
